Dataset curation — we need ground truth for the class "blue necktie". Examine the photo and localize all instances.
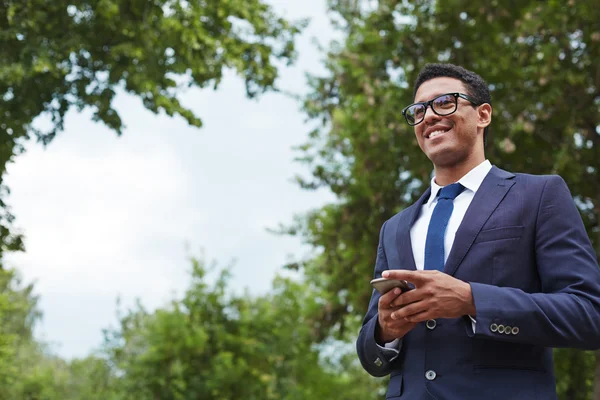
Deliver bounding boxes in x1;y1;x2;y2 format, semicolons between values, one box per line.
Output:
424;183;465;272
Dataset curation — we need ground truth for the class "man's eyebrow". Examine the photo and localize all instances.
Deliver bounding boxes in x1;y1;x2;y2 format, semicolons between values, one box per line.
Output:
414;92;448;103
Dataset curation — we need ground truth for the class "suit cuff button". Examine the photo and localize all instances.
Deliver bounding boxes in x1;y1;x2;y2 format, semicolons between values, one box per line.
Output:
511;326;519;335
490;323;498;333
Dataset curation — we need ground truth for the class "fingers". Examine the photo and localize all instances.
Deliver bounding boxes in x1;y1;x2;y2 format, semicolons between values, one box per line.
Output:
377;318;418;343
391;300;428;320
403;311;431;323
382;269;437;285
381;312;419;331
378;287;403;310
389;288;423;308
377;288;417;343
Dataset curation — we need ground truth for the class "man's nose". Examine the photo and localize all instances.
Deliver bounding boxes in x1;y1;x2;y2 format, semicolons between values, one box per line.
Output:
422;106;441;126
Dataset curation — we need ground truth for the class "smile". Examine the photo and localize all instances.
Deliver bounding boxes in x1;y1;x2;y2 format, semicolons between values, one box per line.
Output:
425;127;451;139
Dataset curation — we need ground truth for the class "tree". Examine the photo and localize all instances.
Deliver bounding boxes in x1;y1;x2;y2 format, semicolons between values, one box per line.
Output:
0;267;40;395
287;0;600;398
0;266;72;400
0;0;304;254
101;257;381;399
0;256;381;399
63;355;120;400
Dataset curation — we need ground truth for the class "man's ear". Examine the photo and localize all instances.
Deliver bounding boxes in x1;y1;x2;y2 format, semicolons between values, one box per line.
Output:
477;103;492;129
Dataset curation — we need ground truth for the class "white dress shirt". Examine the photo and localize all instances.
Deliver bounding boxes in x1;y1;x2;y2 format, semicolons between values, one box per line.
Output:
380;160;492;357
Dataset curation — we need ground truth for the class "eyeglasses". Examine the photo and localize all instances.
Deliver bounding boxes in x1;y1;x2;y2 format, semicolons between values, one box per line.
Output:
401;93;480;126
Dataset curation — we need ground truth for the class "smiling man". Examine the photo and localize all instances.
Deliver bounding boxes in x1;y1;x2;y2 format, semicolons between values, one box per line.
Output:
356;63;600;399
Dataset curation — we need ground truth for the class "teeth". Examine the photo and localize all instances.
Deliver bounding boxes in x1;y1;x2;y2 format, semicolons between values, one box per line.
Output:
428;130;446;138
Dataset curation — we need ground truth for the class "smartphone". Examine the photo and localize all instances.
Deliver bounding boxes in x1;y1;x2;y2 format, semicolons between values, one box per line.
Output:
370;277;412;295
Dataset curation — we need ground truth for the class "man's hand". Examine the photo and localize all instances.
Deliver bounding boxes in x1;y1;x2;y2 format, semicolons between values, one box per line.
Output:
377;287;418;344
384;270;476;323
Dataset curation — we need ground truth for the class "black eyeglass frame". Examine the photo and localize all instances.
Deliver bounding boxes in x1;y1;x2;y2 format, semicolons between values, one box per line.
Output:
401;92;481;126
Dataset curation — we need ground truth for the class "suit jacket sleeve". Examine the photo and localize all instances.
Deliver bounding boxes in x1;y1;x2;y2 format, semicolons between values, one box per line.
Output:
356;220;404;376
470;175;600;349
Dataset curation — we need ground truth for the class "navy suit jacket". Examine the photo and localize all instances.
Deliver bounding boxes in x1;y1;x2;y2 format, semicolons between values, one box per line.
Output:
356;166;600;399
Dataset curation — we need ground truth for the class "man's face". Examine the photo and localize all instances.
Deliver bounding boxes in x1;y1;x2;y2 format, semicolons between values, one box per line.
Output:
412;77;485;168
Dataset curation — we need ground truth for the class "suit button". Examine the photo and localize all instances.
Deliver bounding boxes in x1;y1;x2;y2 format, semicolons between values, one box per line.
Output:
511;327;519;335
426;319;437;330
490;323;498;333
497;324;505;334
425;370;437;381
374;357;382;367
504;325;512;335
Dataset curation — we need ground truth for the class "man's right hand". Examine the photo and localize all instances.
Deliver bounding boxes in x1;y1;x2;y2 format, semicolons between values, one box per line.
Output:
376;287;418;344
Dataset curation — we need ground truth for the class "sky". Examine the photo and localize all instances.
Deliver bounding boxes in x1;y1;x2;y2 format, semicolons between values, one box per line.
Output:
3;0;339;360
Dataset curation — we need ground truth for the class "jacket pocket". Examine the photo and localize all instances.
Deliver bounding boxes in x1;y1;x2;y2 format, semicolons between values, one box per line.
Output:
386;372;403;398
472;339;547;373
474;226;524;244
474;364;546;372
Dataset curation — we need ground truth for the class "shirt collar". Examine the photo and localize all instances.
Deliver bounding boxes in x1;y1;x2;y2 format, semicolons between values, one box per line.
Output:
426;160;492;208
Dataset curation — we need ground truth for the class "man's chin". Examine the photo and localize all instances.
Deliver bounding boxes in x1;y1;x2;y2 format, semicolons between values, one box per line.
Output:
427;149;465;169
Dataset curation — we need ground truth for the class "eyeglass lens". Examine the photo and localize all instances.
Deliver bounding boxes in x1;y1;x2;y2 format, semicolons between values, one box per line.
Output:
405;94;457;125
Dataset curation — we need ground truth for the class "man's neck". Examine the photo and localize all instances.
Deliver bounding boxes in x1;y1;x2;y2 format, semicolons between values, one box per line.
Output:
433;156;486;186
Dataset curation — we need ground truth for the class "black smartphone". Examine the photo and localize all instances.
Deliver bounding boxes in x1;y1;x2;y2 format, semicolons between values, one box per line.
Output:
370;277;412;295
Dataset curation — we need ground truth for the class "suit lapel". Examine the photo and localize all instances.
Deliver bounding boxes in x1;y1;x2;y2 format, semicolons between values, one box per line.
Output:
444;166;516;276
395;187;431;271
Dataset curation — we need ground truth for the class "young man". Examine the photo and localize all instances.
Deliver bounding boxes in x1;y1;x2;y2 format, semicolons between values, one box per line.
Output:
356;63;600;399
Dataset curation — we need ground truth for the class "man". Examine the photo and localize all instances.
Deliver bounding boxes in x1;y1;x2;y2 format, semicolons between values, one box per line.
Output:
356;63;600;399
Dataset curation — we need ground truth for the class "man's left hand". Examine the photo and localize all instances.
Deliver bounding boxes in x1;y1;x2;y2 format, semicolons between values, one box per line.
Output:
385;269;476;322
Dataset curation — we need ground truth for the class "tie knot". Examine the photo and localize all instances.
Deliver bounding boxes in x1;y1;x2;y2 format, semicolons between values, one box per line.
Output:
438;183;464;200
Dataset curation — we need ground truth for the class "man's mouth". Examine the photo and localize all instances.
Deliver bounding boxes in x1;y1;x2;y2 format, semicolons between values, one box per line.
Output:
425;127;451;139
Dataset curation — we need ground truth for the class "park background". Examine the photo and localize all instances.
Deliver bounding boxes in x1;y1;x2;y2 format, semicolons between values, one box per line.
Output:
0;0;599;399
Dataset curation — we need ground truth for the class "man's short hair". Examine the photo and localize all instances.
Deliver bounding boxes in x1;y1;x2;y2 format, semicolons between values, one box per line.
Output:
413;63;492;145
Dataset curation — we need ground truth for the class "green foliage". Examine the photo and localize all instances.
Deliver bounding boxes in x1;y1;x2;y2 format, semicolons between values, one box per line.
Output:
0;267;99;400
0;0;304;255
102;257;381;399
0;258;382;399
0;267;40;396
554;348;595;400
293;0;600;336
287;0;600;396
1;0;598;398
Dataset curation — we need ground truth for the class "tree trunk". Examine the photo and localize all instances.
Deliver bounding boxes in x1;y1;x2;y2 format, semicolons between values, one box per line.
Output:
594;350;600;400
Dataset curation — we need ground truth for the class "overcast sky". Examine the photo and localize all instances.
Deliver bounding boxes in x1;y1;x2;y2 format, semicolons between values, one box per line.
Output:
3;0;338;360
